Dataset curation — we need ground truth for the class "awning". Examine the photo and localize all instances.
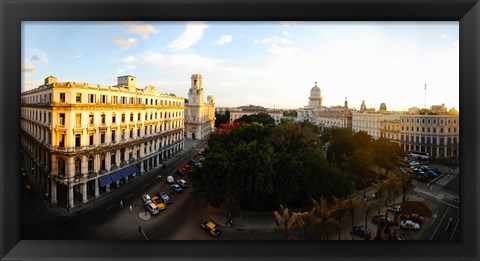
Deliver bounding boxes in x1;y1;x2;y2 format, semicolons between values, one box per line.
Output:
120;165;138;178
109;170;123;183
98;175;113;187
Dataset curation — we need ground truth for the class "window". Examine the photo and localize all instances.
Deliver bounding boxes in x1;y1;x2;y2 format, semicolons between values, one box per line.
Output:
122;113;125;123
448;128;451;133
433;128;436;133
138;113;141;121
59;134;65;147
130;113;133;122
101;114;106;124
112;114;116;123
130;130;133;138
101;95;106;103
89;94;95;103
76;93;82;103
111;130;116;142
121;130;125;140
113;96;118;104
101;132;105;144
111;153;116;166
59;113;65;125
89;114;94;124
59;93;65;103
440;128;443;133
75;134;81;147
137;129;140;137
89;133;94;145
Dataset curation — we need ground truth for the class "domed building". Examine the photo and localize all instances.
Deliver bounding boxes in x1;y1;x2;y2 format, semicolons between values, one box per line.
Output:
308;82;322;108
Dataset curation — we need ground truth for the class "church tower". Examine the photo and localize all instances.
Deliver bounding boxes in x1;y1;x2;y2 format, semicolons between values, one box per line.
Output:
188;74;205;106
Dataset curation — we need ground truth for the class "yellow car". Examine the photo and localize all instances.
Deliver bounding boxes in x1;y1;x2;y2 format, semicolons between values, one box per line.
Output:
201;221;220;237
151;196;166;210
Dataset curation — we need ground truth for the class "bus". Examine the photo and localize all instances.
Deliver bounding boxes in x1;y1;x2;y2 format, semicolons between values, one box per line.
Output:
409;150;429;160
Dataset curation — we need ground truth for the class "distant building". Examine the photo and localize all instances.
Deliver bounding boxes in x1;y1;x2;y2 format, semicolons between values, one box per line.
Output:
184;74;216;140
21;75;185;210
229;105;283;124
399;114;459;158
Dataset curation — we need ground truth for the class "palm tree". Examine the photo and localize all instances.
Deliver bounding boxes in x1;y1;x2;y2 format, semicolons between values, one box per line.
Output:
384;173;401;227
395;170;408;220
363;200;376;240
344;196;363;240
331;196;347;240
293;209;317;240
273;204;297;240
311;198;336;240
372;180;385;240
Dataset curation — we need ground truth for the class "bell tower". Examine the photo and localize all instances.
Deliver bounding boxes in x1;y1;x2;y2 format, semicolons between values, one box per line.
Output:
188;74;204;106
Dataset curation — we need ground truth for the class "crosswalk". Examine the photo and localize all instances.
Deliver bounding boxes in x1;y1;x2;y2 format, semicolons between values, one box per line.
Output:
440;192;459;203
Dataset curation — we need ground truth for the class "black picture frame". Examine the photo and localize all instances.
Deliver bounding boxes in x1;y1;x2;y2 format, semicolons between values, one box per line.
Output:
1;0;479;260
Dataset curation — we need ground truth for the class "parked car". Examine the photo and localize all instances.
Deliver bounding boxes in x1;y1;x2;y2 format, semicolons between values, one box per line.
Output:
351;226;371;239
400;220;421;231
404;213;425;224
427;170;438;177
371;215;393;225
177;179;188;188
201;221;220;237
171;183;183;193
166;175;175;184
151;196;166;210
144;202;159;215
388;204;403;213
157;191;172;204
176;169;186;176
142;194;152;204
188;159;196;164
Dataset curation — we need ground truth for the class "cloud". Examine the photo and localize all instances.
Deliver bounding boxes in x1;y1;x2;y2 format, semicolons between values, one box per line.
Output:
113;37;138;48
140;50;224;72
214;35;233;45
73;54;83;59
256;35;292;45
122;55;137;63
22;65;35;72
125;23;159;39
282;31;291;37
28;49;48;63
166;22;209;52
117;65;136;73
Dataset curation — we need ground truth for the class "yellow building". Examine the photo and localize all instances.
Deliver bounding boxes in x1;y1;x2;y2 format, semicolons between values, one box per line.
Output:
21;75;185;210
184;74;215;140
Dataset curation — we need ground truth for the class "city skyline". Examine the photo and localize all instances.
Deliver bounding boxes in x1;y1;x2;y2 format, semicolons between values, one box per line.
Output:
22;21;459;111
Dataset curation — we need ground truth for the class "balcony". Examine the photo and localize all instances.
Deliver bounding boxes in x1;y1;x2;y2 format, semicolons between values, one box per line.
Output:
74;125;83;131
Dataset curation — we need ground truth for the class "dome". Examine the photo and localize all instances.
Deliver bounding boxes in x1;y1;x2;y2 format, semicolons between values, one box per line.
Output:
379;102;387;111
310;82;321;98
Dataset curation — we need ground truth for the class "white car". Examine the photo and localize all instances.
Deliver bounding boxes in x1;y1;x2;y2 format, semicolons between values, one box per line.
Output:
177;179;188;188
144;202;159;215
166;175;175;184
142;194;152;204
388;204;402;213
400;220;421;231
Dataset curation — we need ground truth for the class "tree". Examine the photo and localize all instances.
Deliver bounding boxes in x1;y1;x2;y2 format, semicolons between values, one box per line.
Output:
344;196;363;240
273;204;298;240
311;198;337;240
234;112;276;126
214;110;230;127
293;209;317;240
372;181;386;240
331;196;347;240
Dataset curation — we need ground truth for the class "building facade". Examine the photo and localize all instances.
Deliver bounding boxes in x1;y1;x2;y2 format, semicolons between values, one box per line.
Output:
21;75;185;209
399;114;459;158
229;105;283;124
184;74;216;140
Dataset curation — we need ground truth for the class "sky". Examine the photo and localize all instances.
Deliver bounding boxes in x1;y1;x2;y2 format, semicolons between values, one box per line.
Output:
22;21;459;111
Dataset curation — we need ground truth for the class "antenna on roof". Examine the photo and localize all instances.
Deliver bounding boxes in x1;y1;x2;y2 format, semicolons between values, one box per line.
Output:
424;83;427;109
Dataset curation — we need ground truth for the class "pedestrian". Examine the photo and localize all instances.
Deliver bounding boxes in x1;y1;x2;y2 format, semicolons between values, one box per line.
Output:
129;205;132;213
120;200;123;207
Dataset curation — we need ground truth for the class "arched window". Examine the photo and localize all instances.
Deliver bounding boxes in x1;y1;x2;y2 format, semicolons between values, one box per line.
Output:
75;158;82;174
58;158;66;176
88;156;94;173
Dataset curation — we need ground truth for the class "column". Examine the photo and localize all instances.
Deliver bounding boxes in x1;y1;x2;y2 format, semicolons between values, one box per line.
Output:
95;178;99;198
68;184;74;208
82;182;87;203
51;180;57;204
140;162;144;174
